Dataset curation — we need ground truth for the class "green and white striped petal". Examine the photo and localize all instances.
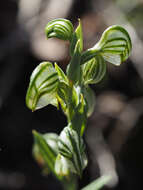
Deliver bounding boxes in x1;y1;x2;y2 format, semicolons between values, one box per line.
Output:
26;62;59;111
93;25;132;65
58;126;88;177
82;55;106;85
55;154;76;177
81;25;132;66
45;18;74;41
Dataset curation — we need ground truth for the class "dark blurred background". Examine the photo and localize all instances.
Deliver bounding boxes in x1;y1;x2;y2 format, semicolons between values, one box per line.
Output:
0;0;143;189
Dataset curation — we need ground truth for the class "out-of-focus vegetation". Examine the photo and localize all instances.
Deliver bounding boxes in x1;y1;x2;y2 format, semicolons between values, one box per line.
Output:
0;0;143;189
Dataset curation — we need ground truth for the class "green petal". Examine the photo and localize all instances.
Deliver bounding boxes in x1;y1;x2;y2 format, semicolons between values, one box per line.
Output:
82;55;106;85
93;25;132;65
26;62;59;111
55;154;75;177
45;18;73;41
81;25;132;66
58;126;88;177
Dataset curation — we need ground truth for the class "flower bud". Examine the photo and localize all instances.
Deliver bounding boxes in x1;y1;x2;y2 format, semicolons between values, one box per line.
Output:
45;18;73;41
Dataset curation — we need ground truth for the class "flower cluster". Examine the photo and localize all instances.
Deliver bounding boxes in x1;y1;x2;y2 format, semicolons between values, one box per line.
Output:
26;18;132;189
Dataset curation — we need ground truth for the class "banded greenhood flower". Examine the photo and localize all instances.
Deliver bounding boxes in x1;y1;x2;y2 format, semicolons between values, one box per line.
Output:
81;25;132;66
26;62;59;111
57;126;88;177
45;18;74;41
81;55;106;85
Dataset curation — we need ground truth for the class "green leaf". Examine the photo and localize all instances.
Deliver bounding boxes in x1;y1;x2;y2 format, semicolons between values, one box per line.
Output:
57;83;87;135
76;19;83;52
33;133;59;174
57;82;78;118
42;133;59;155
55;63;68;84
81;176;111;190
82;55;106;85
45;18;74;41
26;62;59;111
82;86;96;117
67;40;81;84
68;20;83;84
70;19;83;56
71;93;87;136
32;130;60;178
81;25;132;66
58;126;88;177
